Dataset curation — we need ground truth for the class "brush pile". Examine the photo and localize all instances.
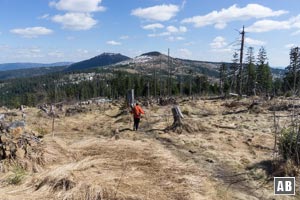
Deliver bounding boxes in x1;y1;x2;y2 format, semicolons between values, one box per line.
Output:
158;97;177;106
0;120;43;165
65;106;89;116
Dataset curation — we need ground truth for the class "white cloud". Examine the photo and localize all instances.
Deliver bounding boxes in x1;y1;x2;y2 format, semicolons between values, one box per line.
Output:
49;0;105;12
166;26;178;33
246;20;289;32
14;47;44;58
209;36;232;53
77;49;89;54
38;14;50;19
166;25;187;33
66;36;75;40
210;36;227;49
120;35;129;40
148;32;171;37
142;23;164;30
131;4;179;21
184;42;195;46
168;36;185;41
10;27;53;38
285;44;296;49
148;25;187;39
30;48;41;53
107;40;121;46
52;13;97;30
0;45;9;51
182;4;287;29
246;15;300;33
292;30;300;36
48;50;64;58
245;37;266;46
177;48;192;58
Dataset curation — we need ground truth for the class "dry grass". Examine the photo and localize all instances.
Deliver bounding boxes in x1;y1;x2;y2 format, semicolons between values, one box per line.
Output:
0;98;297;199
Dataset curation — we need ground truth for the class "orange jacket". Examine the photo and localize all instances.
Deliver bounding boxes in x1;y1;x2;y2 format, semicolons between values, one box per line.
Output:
131;105;145;118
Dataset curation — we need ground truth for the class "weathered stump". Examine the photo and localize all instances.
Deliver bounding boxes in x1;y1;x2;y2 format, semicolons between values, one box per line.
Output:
165;106;184;133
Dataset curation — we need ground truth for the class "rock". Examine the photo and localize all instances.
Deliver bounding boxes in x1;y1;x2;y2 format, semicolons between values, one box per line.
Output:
189;149;197;154
1;135;8;143
0;114;5;121
205;158;214;163
0;121;9;132
8;121;26;131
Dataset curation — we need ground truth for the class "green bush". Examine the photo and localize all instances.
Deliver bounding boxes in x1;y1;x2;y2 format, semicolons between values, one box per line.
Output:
278;128;300;163
36;127;49;135
7;166;26;185
285;91;293;97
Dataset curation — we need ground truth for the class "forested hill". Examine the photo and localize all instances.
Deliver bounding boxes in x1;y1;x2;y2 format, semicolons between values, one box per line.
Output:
65;53;130;71
0;65;67;80
0;62;72;71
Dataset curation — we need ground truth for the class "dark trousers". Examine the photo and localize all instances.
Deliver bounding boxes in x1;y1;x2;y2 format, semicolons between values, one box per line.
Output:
133;118;140;131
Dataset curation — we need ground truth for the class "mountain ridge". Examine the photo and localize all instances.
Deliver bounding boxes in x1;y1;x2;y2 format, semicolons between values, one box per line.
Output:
0;62;72;71
65;52;130;71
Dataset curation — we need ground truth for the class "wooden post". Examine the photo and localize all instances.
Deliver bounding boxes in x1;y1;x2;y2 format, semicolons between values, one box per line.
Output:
127;89;134;107
51;105;55;137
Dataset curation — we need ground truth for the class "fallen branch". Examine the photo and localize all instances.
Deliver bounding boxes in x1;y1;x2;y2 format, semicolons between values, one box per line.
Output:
222;109;248;115
214;124;237;129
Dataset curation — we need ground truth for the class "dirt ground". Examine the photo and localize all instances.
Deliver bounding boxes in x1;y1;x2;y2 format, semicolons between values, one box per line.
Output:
0;97;298;200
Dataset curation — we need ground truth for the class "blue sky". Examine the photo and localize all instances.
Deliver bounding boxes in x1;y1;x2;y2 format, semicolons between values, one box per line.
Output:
0;0;300;67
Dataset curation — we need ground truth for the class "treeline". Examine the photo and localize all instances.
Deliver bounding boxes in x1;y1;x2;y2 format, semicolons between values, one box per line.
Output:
218;46;298;97
219;46;274;96
0;69;218;108
0;46;298;108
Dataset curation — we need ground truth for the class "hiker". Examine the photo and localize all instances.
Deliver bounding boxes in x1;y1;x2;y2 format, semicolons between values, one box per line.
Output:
130;102;145;131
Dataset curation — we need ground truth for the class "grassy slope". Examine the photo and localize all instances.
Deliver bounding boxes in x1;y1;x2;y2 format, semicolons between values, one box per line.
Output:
0;98;295;200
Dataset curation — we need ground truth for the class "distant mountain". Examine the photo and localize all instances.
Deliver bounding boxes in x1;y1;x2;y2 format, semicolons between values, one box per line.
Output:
0;65;67;80
113;51;286;79
141;51;162;57
0;62;72;71
113;51;223;79
65;53;130;71
271;67;286;79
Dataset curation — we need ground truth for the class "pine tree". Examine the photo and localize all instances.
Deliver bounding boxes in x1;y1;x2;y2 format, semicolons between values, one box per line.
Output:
256;47;272;95
286;47;300;94
219;63;227;95
230;51;239;93
245;47;257;95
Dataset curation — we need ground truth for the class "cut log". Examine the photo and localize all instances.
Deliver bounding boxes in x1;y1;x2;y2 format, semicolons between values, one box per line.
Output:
229;93;239;97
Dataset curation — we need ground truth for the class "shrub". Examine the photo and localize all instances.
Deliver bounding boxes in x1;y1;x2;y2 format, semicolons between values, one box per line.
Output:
285;91;293;97
36;127;49;135
7;165;26;185
278;128;300;164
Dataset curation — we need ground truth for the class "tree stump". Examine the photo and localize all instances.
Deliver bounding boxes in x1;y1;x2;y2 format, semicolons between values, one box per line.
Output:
165;106;184;133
